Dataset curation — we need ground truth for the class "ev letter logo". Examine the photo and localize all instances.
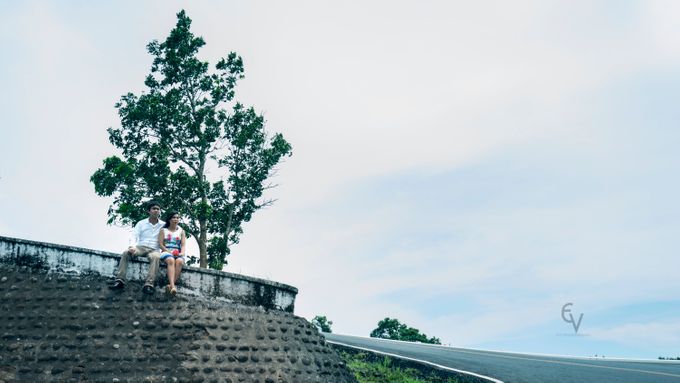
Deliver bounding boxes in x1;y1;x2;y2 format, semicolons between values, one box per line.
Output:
561;303;584;334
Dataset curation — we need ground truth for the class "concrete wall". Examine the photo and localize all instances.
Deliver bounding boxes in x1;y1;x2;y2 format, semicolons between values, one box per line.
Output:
0;264;356;383
0;236;297;312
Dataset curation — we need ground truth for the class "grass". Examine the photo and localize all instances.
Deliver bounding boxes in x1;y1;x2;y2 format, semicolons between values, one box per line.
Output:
340;350;461;383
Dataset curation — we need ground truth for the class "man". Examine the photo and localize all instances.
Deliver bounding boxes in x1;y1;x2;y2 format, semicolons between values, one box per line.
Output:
109;201;164;294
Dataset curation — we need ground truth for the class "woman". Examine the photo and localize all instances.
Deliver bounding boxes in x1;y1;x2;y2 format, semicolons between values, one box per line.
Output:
158;211;186;295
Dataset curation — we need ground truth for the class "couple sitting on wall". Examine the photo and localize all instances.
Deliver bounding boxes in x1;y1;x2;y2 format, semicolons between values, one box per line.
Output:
109;201;186;295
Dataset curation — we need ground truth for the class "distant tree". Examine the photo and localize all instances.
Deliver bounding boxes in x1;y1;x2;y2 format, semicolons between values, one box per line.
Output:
91;10;292;269
369;317;441;344
311;315;333;333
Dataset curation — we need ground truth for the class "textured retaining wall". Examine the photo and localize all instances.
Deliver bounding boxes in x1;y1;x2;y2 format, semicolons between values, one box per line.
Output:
0;264;356;382
0;236;297;312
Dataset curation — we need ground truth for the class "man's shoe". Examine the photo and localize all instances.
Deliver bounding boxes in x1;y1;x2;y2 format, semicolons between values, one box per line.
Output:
142;285;154;295
108;280;125;290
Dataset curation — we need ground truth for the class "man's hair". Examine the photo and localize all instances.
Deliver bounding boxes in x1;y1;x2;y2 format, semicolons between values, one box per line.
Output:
146;200;161;211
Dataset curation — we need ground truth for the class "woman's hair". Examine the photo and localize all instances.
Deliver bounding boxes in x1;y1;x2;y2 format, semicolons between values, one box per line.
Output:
163;211;180;228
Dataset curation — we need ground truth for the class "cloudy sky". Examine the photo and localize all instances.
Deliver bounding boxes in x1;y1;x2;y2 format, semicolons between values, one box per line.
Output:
2;1;680;359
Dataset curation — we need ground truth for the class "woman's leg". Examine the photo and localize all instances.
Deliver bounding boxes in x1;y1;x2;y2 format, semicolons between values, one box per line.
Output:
164;257;176;288
174;258;184;286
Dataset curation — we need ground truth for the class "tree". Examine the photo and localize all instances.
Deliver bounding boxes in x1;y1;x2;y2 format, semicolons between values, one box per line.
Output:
91;10;292;269
311;315;333;333
369;318;441;344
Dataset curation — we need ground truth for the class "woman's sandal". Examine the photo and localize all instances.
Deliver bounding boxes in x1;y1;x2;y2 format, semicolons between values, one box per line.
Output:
165;285;173;294
170;286;177;296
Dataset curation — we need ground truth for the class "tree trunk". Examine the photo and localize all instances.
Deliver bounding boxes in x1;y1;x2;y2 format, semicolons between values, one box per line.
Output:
198;151;208;268
199;218;208;268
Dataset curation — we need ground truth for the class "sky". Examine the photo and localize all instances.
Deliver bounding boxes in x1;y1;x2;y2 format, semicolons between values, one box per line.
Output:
1;0;680;359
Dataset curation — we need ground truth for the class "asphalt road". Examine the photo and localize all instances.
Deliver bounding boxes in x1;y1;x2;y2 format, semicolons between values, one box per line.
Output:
324;333;680;383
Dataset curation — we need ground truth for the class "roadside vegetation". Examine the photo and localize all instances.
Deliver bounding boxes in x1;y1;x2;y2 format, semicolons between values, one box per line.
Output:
313;315;454;381
340;351;460;383
311;315;334;333
311;314;442;345
370;317;442;345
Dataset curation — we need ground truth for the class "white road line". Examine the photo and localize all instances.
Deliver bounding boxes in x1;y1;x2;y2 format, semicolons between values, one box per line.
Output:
441;348;680;379
327;340;504;383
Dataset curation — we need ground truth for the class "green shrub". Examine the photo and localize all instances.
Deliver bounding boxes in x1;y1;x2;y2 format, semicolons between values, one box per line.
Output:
340;351;460;383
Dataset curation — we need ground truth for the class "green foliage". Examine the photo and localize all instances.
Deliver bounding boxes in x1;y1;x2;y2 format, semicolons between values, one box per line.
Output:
369;318;441;345
91;10;292;269
340;351;459;383
311;315;333;333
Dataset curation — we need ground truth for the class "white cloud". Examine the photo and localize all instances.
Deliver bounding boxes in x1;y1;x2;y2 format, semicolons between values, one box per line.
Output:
592;320;680;348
